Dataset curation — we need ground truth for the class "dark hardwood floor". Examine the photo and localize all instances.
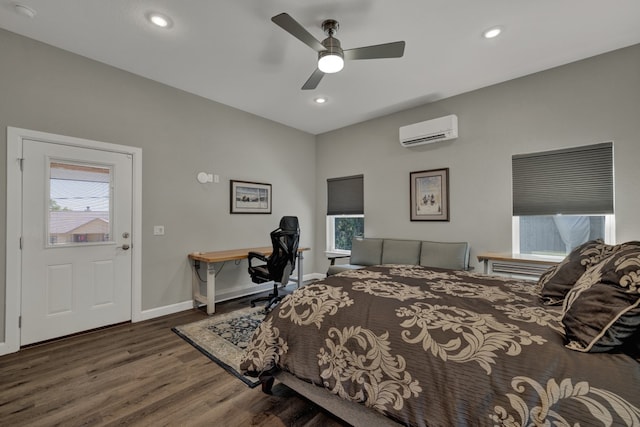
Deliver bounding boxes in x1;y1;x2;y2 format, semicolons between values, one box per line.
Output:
0;290;349;426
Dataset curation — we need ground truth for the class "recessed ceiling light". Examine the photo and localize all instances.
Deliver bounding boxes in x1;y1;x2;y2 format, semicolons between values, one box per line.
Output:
148;12;172;28
483;27;502;39
14;4;36;18
314;97;328;104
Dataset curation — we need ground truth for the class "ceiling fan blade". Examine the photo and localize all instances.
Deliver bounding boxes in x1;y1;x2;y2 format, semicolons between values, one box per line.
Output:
272;13;325;52
302;68;325;90
343;41;406;60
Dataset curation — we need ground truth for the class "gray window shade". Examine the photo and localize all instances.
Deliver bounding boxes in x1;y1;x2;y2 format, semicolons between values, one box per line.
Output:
512;142;613;216
327;175;363;215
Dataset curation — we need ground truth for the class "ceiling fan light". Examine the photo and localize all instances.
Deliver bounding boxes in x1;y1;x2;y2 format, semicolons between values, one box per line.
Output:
318;53;344;73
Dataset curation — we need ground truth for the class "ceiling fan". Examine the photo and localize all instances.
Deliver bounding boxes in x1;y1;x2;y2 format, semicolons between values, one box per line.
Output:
271;12;406;90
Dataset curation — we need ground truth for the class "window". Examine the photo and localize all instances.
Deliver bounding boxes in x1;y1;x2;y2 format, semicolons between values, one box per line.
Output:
326;175;364;253
512;142;614;256
513;215;613;257
327;215;364;252
48;160;113;246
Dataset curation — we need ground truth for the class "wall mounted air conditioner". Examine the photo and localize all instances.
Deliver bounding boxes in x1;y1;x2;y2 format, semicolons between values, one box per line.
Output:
399;114;458;147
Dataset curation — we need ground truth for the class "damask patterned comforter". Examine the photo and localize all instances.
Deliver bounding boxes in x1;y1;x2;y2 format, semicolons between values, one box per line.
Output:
240;265;640;426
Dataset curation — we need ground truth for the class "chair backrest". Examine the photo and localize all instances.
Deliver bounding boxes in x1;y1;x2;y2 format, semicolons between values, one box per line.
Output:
267;216;300;284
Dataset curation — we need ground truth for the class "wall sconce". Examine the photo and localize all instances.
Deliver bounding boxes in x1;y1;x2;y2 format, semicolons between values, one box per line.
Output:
197;172;213;184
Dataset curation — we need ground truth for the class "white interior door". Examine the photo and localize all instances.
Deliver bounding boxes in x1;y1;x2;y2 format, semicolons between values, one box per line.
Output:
21;139;133;345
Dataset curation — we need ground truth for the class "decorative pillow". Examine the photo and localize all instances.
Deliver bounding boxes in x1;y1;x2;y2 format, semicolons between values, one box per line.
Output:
420;241;469;271
349;238;383;266
382;239;421;265
620;329;640;361
538;239;614;305
622;328;640;362
561;246;640;353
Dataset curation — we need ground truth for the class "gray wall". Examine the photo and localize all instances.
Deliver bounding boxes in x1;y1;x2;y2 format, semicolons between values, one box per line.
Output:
0;29;316;341
2;26;639;346
314;43;640;273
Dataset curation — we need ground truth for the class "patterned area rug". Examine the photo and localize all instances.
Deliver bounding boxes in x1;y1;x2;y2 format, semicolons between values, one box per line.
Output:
172;306;265;388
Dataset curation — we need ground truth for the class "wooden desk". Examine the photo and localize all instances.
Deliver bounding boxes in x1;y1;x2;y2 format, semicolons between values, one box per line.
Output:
188;246;310;315
477;252;560;278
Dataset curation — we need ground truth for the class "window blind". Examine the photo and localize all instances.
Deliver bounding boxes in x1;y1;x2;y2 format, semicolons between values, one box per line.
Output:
512;142;613;216
327;175;364;215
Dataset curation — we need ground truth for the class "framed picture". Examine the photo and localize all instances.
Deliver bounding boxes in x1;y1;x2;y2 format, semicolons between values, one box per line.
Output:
410;168;449;221
230;180;272;214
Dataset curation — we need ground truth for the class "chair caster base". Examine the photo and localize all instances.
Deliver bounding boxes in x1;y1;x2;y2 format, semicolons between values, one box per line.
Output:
261;376;275;394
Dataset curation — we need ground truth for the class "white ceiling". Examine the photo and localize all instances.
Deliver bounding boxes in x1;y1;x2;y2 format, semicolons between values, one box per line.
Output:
1;1;639;135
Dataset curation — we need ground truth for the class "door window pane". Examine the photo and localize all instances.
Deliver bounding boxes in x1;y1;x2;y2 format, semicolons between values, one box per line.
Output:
48;160;112;246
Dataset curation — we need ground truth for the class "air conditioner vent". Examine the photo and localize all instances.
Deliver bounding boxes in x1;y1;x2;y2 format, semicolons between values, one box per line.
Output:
404;133;448;145
491;262;550;277
399;115;458;147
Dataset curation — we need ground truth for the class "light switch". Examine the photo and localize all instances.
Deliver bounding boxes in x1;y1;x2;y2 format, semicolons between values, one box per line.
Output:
153;225;165;236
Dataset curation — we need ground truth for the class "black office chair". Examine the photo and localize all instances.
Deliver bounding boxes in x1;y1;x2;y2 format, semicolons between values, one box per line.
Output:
248;216;300;311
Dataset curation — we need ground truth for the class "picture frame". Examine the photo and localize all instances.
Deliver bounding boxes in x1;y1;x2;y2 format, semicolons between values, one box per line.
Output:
410;168;449;221
230;180;272;214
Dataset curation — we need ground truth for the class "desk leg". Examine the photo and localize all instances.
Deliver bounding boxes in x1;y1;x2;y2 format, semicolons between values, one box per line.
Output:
191;260;200;309
297;251;304;288
206;262;216;315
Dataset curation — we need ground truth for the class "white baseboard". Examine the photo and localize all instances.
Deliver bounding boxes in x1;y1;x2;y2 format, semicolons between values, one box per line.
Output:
0;341;17;357
136;273;322;322
215;282;273;303
137;300;195;321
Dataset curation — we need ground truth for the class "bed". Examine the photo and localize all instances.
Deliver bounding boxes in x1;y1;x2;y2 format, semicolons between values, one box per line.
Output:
240;243;640;426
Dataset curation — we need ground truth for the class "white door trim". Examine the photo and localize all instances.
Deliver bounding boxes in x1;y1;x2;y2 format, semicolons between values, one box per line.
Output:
3;127;142;356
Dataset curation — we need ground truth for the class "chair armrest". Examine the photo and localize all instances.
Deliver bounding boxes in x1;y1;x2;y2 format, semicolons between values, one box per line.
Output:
248;251;268;267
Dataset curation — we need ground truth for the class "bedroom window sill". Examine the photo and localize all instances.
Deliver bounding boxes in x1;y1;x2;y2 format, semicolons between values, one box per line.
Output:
477;252;561;279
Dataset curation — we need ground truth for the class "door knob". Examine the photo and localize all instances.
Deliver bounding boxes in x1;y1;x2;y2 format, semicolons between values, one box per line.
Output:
120;244;130;250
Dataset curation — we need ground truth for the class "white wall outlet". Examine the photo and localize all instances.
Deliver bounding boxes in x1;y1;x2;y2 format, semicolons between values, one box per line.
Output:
153;225;165;236
214;174;220;183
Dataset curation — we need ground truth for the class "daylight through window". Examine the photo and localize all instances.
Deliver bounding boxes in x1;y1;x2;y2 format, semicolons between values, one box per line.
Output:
48;160;113;246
